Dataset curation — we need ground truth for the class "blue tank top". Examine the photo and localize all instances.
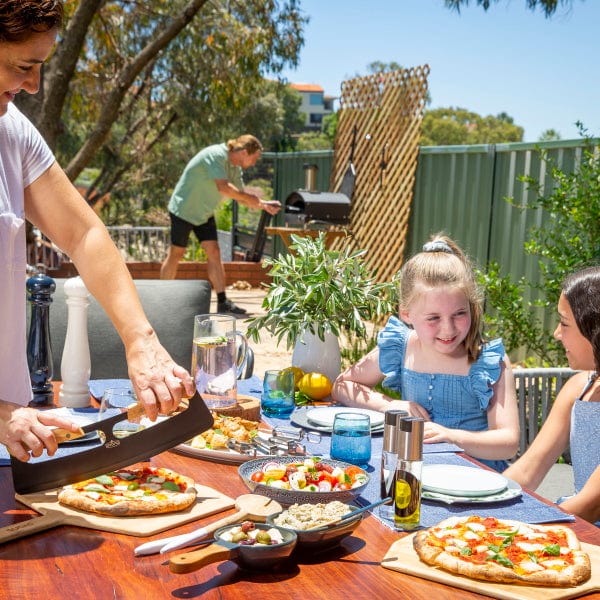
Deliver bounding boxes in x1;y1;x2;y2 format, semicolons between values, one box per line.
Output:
378;316;507;471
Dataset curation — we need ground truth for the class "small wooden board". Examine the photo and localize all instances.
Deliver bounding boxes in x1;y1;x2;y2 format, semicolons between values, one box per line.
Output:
382;533;600;600
0;484;234;543
210;394;260;421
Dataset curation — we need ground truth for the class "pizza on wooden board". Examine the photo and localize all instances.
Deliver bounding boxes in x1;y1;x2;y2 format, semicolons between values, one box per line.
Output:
57;466;197;517
413;515;591;587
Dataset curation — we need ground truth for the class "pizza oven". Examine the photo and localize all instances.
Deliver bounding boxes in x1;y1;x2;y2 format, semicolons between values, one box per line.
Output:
283;164;351;227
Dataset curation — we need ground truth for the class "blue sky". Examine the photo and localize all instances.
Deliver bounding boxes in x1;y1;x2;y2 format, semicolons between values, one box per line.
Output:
279;0;597;142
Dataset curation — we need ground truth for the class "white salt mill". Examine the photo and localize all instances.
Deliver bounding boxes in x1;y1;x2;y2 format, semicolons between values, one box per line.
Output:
59;276;91;408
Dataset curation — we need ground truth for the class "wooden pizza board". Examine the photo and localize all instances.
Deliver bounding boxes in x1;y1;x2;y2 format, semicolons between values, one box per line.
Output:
0;484;235;544
382;533;600;600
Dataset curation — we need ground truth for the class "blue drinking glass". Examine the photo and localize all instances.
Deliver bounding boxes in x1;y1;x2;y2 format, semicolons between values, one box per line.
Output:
261;369;295;418
330;412;371;467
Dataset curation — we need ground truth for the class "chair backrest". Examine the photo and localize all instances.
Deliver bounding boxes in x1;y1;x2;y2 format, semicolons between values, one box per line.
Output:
45;278;212;379
512;367;578;458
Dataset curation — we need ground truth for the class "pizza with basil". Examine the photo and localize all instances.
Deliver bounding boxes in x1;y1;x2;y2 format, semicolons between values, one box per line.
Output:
58;466;197;517
413;515;591;587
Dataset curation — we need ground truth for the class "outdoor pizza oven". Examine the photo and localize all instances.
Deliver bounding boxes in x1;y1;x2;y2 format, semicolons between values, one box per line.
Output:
283;164;351;227
284;191;351;227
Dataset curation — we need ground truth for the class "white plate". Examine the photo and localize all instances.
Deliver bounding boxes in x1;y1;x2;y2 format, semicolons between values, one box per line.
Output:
422;477;522;505
291;408;384;434
172;443;259;465
421;464;508;497
305;407;385;429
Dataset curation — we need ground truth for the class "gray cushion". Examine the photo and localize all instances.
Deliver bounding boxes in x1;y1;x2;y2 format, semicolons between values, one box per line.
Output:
46;279;211;379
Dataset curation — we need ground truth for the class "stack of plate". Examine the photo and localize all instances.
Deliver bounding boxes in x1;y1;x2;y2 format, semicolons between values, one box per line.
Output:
421;464;522;505
291;407;385;434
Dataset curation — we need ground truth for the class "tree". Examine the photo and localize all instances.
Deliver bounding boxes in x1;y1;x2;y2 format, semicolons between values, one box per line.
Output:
17;0;306;211
444;0;579;17
538;129;562;142
420;107;524;146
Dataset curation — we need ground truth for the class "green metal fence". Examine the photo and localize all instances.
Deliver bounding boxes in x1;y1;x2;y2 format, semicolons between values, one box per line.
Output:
259;139;591;360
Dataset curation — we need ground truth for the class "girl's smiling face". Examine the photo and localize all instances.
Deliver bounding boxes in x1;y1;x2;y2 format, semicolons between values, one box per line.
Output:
554;293;594;371
401;284;471;357
0;29;57;116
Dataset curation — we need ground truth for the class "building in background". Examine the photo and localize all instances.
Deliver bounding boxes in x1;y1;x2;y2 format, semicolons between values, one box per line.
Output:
289;83;336;131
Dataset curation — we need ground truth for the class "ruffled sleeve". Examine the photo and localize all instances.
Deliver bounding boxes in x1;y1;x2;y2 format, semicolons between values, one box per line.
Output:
469;338;505;411
377;316;410;392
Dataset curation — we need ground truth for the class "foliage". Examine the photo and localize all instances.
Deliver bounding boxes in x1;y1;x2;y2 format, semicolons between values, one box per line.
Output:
420;107;523;146
245;233;398;350
480;125;600;364
18;0;307;222
538;129;562;142
444;0;576;18
295;132;333;151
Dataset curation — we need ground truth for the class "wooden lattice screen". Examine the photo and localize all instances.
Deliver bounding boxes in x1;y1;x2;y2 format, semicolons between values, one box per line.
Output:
329;65;430;282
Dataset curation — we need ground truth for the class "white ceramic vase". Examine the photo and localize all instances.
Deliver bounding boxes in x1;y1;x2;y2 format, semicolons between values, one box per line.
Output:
292;329;341;384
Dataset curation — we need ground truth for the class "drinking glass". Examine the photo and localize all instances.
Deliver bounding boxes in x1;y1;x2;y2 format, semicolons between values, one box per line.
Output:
98;387;142;439
261;369;295;418
192;314;248;410
330;412;371;467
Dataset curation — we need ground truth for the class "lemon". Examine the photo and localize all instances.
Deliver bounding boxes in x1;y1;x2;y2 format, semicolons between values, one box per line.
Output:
297;372;332;400
281;366;305;390
394;479;412;510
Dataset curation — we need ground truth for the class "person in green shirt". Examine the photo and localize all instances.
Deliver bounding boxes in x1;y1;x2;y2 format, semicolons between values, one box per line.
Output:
160;135;281;314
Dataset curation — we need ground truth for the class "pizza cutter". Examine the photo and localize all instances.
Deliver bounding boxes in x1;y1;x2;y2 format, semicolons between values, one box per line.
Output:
134;493;283;556
10;391;214;495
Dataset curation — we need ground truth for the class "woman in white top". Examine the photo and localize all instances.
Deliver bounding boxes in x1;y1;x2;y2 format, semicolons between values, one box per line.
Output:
0;0;194;461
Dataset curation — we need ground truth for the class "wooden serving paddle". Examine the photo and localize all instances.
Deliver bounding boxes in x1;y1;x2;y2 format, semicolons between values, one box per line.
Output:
134;493;283;555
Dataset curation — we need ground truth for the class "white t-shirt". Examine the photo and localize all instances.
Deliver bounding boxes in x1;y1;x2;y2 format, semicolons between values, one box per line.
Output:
0;103;55;406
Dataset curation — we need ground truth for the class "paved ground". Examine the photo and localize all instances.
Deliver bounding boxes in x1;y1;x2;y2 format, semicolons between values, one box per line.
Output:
214;286;575;503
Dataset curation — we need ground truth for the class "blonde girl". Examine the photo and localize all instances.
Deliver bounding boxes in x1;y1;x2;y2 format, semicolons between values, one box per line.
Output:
332;234;519;471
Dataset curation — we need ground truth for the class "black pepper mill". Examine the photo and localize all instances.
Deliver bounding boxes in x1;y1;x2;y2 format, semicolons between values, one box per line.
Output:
26;273;56;407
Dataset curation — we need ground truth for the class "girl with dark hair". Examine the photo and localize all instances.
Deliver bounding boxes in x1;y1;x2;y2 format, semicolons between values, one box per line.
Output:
505;266;600;523
332;234;520;471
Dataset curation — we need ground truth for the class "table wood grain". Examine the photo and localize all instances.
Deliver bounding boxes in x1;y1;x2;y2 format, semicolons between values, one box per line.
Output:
0;450;598;600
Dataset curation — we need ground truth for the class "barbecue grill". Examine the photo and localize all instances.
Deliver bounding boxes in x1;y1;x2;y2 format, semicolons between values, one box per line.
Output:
284;191;351;227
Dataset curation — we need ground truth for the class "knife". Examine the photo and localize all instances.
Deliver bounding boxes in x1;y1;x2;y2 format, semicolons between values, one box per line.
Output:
52;402;146;443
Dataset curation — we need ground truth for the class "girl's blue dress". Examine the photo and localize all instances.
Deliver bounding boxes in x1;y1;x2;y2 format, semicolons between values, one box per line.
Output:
378;316;507;471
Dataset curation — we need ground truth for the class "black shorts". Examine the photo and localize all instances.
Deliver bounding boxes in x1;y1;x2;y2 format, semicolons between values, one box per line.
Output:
169;213;218;247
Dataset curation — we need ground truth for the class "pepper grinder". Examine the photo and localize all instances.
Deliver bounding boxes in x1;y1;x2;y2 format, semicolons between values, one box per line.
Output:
393;416;424;530
26;273;56;407
379;409;408;520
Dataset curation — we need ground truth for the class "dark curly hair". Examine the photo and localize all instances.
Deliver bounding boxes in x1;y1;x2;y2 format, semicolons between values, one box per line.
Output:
0;0;63;43
562;266;600;372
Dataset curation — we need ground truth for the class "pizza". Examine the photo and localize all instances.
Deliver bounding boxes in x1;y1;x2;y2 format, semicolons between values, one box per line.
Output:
57;466;197;517
187;414;259;450
413;515;591;587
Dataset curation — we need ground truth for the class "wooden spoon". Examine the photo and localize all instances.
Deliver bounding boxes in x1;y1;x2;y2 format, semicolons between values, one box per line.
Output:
135;494;283;555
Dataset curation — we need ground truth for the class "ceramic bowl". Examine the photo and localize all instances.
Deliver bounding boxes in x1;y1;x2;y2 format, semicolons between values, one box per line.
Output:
266;502;363;551
238;456;369;505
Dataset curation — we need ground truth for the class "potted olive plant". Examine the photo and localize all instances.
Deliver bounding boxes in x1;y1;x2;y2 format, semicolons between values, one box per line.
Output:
245;233;397;383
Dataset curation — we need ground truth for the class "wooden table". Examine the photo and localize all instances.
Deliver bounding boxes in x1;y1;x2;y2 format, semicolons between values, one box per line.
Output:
0;450;598;600
266;226;349;248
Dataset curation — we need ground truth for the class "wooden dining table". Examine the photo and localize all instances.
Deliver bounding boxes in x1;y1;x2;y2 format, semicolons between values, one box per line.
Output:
0;396;598;598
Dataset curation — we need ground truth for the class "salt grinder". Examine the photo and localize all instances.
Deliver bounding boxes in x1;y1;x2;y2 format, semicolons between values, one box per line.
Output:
379;409;407;520
393;417;424;530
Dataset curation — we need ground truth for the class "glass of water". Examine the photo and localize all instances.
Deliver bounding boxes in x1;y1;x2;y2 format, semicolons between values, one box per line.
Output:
330;412;371;467
261;369;295;418
98;387;142;439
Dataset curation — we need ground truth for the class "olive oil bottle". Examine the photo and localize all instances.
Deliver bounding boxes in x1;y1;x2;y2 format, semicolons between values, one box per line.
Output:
393;417;424;531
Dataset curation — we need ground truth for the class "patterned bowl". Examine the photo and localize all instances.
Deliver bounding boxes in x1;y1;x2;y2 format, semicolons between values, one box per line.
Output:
238;456;369;505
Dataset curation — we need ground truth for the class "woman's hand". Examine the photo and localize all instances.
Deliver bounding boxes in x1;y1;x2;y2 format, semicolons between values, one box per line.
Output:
0;402;82;462
125;333;195;421
388;399;431;420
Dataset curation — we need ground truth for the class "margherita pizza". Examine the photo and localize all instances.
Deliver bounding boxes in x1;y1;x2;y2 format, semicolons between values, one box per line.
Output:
58;466;197;517
413;515;591;587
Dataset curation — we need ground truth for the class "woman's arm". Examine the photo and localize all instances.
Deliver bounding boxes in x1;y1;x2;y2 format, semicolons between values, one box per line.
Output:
422;355;520;460
503;371;587;489
25;162;195;419
331;348;430;418
559;465;600;523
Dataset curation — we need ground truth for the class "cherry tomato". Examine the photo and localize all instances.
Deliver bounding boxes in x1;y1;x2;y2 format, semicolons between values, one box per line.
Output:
250;471;264;483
